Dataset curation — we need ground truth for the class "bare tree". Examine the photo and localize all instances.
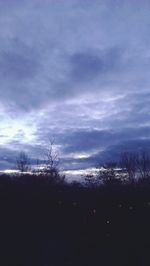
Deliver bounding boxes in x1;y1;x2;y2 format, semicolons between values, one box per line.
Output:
120;152;137;182
44;139;59;174
16;151;30;172
43;139;65;184
135;151;150;179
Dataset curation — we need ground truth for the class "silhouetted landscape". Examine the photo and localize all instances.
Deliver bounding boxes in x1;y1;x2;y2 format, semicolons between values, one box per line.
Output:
0;165;150;265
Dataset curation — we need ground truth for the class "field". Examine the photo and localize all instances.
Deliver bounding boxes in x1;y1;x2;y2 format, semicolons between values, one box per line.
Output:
0;176;150;266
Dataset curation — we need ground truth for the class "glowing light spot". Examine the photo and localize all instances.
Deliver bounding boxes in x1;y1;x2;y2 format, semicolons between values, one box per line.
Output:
93;209;96;215
73;154;90;159
0;118;36;145
1;169;19;174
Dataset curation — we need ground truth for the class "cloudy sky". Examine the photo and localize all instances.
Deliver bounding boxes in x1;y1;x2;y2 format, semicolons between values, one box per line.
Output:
0;0;150;170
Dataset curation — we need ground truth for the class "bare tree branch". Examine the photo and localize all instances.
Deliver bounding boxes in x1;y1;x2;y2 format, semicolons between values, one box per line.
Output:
16;151;30;173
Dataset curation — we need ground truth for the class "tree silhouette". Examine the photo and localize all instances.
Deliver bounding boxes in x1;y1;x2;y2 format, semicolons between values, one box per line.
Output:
120;152;137;182
42;139;65;184
16;151;30;172
135;151;150;179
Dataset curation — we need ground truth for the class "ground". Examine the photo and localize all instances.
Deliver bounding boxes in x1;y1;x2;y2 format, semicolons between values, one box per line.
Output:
0;178;150;265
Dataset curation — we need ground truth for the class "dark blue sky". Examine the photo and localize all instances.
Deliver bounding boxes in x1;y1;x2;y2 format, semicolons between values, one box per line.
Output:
0;0;150;170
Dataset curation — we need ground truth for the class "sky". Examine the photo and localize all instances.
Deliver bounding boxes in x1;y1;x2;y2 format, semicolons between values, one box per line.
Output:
0;0;150;171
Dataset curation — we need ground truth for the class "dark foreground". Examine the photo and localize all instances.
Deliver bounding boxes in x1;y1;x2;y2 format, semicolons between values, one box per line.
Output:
0;176;150;265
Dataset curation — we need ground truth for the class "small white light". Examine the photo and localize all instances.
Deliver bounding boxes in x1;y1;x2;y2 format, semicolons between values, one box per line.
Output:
93;209;96;214
129;206;133;210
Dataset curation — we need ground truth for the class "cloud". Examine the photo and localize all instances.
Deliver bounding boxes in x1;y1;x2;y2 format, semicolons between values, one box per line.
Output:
70;47;122;82
0;43;39;81
70;52;106;81
0;0;150;170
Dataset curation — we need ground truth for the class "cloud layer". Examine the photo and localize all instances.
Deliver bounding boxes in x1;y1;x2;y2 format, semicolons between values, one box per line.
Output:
0;0;150;170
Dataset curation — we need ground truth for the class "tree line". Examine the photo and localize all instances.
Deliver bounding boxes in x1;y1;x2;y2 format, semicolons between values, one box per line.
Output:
14;141;150;187
85;151;150;186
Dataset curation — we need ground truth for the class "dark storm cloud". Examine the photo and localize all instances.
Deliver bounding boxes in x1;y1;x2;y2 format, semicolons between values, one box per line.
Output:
61;130;150;169
0;0;130;114
61;126;150;154
62;129;113;153
70;47;121;82
0;38;43;113
72;138;150;169
0;45;39;80
96;139;150;164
